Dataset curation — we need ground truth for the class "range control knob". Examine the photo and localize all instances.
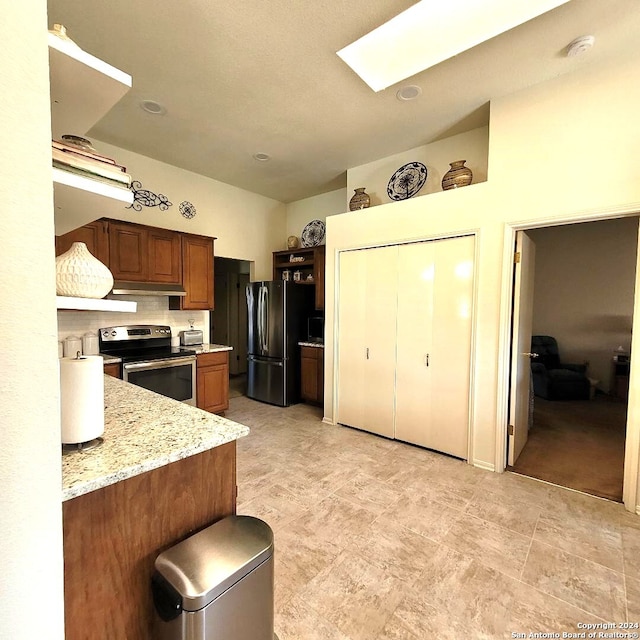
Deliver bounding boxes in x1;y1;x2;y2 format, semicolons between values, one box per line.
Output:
111;330;117;337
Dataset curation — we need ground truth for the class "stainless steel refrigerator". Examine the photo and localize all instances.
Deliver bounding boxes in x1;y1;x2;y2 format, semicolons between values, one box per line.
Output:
246;280;312;406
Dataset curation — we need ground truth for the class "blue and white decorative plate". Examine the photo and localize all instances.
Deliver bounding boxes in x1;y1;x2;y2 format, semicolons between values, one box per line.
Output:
301;219;326;247
387;161;428;201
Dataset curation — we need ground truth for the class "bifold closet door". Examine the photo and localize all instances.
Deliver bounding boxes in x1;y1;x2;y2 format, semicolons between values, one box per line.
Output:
395;236;474;458
336;246;397;438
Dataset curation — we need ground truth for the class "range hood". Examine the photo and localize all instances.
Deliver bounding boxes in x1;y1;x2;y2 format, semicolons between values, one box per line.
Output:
110;281;187;297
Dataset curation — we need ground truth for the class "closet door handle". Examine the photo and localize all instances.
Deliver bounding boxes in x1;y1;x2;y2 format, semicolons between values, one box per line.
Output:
425;354;429;367
366;347;370;360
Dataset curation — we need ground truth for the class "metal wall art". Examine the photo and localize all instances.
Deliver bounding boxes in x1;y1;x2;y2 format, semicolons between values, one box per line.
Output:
127;180;172;212
387;161;428;201
179;201;196;219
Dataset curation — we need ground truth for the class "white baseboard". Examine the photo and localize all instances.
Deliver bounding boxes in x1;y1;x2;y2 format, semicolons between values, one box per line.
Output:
473;459;495;472
322;417;334;425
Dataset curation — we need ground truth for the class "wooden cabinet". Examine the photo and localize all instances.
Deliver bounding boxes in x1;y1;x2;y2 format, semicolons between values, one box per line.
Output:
109;220;149;281
171;234;214;310
55;220;213;305
300;346;324;405
197;351;229;414
103;362;121;378
273;245;326;310
55;219;109;264
148;226;182;283
63;442;236;640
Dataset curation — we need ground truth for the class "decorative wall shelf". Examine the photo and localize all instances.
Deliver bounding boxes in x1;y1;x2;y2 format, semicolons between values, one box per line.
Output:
49;30;133;235
56;296;137;312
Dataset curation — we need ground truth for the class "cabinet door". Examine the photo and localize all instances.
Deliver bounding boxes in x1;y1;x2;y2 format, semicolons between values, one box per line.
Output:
197;358;229;414
395;236;474;458
148;227;181;283
336;246;397;438
301;347;319;402
55;219;109;265
109;221;148;281
182;235;214;310
103;363;121;379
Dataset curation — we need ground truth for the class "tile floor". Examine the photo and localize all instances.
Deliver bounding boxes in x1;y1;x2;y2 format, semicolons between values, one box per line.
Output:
225;396;640;640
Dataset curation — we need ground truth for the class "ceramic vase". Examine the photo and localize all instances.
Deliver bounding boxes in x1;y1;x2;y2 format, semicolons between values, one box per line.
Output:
441;160;473;191
349;187;371;211
287;235;300;249
56;242;114;298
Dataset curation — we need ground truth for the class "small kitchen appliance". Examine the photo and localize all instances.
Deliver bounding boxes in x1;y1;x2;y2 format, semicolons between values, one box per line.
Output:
179;329;203;346
99;325;197;405
179;319;204;346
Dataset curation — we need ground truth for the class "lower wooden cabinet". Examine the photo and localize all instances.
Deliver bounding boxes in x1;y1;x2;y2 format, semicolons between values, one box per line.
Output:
300;346;324;404
103;362;121;378
197;351;229;414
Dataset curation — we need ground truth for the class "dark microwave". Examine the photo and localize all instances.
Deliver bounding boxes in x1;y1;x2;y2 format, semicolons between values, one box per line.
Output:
307;316;324;343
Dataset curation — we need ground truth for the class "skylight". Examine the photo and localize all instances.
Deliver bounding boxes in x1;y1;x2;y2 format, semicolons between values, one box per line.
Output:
337;0;572;91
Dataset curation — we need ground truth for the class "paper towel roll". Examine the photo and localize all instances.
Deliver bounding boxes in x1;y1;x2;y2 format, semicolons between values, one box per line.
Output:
59;356;105;444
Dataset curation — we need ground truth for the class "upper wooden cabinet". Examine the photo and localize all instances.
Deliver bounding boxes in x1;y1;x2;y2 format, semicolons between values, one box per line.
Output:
171;234;214;310
55;220;214;309
108;221;149;281
272;245;326;310
148;226;182;284
55;219;110;265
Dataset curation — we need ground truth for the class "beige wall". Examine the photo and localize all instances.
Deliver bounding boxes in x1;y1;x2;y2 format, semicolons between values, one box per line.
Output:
65;141;288;281
528;219;638;393
0;1;65;637
346;126;489;208
285;188;347;246
324;52;640;486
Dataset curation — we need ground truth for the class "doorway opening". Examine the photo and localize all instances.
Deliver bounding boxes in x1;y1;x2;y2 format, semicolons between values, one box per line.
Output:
211;257;251;398
507;217;638;502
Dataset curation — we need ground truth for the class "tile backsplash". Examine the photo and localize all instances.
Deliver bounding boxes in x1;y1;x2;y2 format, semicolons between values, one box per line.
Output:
57;296;209;345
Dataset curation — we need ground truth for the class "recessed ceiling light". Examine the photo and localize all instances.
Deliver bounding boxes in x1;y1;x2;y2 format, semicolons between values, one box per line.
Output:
140;100;166;115
337;0;571;92
566;35;595;57
253;153;271;162
396;85;422;101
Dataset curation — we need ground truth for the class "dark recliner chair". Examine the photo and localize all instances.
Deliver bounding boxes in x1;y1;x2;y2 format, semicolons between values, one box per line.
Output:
530;335;590;401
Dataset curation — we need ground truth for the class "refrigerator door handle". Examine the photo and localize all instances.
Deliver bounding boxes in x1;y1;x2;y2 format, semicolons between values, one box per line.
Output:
262;285;269;352
258;285;265;354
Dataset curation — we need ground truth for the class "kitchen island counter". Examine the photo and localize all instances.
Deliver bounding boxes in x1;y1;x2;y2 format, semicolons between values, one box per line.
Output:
62;374;249;501
63;374;248;640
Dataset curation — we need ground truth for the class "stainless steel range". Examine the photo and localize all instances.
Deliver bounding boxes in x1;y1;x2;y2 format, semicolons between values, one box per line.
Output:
99;325;197;406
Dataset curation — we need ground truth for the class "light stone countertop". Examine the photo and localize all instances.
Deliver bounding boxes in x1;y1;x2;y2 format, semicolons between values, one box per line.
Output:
298;341;325;348
62;375;249;502
191;343;233;354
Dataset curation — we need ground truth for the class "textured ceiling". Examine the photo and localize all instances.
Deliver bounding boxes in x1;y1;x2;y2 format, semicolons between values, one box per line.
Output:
47;0;640;203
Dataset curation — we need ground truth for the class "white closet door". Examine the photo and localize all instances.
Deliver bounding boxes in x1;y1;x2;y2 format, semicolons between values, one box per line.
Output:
337;245;397;438
395;236;474;458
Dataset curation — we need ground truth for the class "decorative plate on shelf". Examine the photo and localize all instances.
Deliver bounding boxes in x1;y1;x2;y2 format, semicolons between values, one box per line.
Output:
387;161;428;201
301;219;326;247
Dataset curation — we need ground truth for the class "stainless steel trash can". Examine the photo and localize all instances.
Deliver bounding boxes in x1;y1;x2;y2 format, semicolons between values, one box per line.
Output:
152;515;274;640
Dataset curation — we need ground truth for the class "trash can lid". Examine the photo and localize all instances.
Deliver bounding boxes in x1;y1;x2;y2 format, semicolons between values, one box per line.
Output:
154;515;274;611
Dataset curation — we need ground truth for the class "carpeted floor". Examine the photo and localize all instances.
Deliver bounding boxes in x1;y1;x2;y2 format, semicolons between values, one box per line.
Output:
510;395;628;502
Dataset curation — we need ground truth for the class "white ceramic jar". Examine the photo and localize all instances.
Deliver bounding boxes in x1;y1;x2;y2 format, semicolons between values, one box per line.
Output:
82;331;99;355
63;335;82;358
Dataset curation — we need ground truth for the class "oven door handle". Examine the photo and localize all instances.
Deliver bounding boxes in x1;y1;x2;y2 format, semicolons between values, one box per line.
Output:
123;356;196;372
